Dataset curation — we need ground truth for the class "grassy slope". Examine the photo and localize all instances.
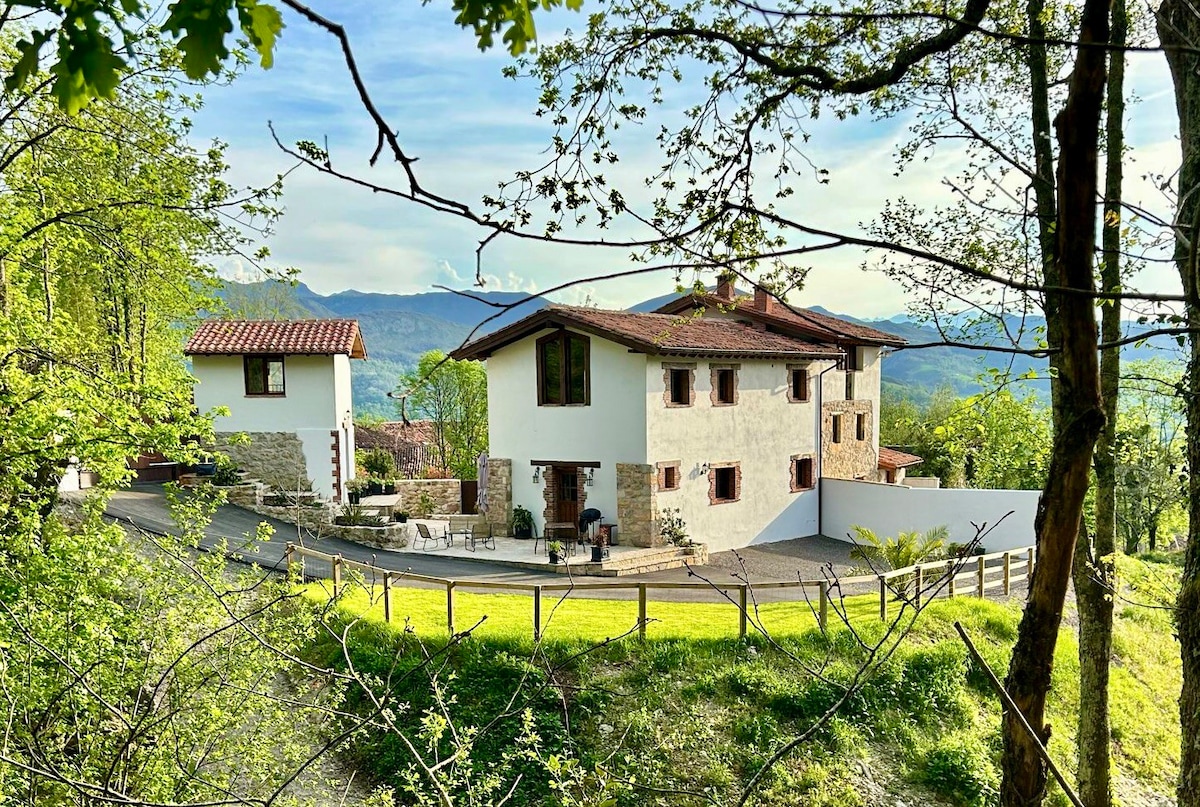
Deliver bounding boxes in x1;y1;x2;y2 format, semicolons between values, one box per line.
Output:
307;554;1180;806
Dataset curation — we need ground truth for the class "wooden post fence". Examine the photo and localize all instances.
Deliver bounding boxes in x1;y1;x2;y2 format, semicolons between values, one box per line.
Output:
280;543;1036;642
638;583;647;640
533;585;542;641
738;585;749;638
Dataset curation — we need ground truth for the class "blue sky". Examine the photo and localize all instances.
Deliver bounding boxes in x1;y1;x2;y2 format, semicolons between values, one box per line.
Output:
190;1;1184;318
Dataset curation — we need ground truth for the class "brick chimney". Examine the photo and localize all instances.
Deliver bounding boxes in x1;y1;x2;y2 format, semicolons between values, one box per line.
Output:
715;273;736;301
753;285;777;314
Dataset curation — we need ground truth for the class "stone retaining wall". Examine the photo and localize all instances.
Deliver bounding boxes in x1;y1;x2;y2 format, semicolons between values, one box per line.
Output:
328;523;409;550
392;479;461;515
213;432;309;492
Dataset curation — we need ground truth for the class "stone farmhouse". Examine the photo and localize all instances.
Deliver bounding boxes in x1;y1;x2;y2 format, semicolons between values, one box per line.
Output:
186;319;366;502
452;280;931;552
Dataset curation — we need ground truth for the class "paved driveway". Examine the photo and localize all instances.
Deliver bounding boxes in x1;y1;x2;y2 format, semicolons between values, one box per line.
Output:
105;485;859;602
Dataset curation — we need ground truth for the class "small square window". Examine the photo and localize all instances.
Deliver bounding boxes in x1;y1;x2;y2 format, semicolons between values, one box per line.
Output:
856;413;867;441
663;466;678;489
244;355;285;396
792;457;814;491
669;368;691;405
714;466;737;502
715;368;735;404
832;414;843;444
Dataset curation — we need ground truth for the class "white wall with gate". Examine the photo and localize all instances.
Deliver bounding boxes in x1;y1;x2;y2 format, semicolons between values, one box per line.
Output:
821;478;1040;552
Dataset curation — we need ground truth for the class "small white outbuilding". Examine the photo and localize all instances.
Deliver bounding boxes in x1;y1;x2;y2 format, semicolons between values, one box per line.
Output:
186;319;367;502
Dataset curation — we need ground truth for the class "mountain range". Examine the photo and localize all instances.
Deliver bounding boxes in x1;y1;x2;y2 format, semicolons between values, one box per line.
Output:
216;281;1182;416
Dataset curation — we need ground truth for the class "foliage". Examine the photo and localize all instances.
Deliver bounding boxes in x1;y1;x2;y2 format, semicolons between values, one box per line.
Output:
882;389;1050;490
413;491;438;519
318;568;1181;806
1113;359;1186;553
660;507;690;546
210;456;243;486
399;350;488;479
0;486;351;804
849;525;948;572
335;503;386;527
511;504;535;533
547;539;563;555
361;447;397;479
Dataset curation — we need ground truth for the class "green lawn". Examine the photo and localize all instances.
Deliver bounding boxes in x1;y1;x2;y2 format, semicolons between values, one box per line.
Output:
301;576;886;642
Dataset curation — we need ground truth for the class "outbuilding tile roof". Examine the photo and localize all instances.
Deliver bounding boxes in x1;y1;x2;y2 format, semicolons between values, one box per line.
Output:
452;305;842;360
878;447;925;470
185;319;367;358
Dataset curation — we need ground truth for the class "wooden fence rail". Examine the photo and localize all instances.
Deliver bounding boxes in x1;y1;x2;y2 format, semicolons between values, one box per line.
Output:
284;542;1036;641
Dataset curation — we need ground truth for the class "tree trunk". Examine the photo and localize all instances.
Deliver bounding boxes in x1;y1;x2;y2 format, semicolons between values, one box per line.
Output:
1071;1;1125;801
1148;522;1158;553
999;0;1109;802
1154;4;1200;803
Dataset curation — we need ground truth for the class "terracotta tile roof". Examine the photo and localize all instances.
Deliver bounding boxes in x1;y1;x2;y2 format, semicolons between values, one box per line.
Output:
355;420;437;448
878;447;925;470
185;319;367;358
655;293;906;346
452;305;842;360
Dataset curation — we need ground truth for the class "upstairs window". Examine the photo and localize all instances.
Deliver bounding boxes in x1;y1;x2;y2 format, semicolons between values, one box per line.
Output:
665;365;694;407
244;355;285;396
537;331;590;405
832;414;843;444
711;365;739;406
788;366;809;402
856;413;867;441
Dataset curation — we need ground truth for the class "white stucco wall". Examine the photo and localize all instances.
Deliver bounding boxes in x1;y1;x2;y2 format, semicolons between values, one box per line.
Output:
821;478;1040;552
191;354;348;500
856;347;883;448
332;354;356;489
487;329;648;534
646;358;821;552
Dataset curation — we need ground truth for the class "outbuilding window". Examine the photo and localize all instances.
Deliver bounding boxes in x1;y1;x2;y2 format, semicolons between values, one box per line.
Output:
244;355;285;396
709;463;741;504
791;456;814;491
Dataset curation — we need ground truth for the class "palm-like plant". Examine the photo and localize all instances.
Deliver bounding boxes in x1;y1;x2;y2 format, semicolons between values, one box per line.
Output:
849;525;948;571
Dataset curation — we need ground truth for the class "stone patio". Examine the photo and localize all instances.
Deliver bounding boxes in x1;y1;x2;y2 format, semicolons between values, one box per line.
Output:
387;519;708;576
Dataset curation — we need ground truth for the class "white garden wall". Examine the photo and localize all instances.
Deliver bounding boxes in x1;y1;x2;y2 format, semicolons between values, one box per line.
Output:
821;478;1040;552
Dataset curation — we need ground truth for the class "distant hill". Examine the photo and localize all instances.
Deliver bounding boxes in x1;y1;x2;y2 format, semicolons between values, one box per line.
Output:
212;281;1183;415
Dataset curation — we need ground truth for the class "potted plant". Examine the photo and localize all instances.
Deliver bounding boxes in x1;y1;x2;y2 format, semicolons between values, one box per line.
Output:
346;478;365;504
511;505;534;539
211;457;242;487
395;511;409;523
547;540;563;564
590;528;608;563
365;477;384;496
383;479;397;496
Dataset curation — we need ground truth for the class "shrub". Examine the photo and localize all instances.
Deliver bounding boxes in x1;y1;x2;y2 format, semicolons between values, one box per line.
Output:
334;504;386;527
211;457;242;487
849;525;948;571
413;491;437;519
360;448;396;479
918;736;999;807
